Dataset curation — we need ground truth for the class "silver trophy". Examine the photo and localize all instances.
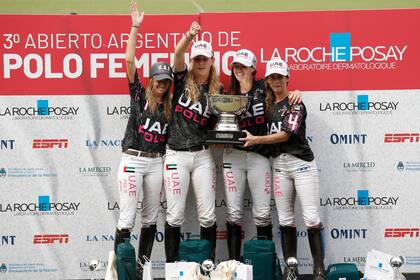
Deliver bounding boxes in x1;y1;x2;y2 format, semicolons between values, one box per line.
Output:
206;94;250;144
285;257;299;280
390;256;406;280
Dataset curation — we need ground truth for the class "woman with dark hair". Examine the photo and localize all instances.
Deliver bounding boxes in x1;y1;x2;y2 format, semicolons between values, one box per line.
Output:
163;21;221;262
240;58;325;280
222;49;300;261
113;2;173;279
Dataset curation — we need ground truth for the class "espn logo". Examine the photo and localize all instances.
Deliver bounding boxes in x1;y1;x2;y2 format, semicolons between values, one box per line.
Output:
384;228;420;238
216;230;245;240
384;133;419;143
33;139;68;149
33;234;69;244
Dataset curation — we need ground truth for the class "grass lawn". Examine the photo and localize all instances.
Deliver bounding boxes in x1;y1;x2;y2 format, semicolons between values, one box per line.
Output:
0;0;419;14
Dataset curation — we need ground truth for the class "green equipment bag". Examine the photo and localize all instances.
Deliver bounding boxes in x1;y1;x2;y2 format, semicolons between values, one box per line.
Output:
243;236;283;280
326;263;360;280
117;238;136;280
179;235;211;264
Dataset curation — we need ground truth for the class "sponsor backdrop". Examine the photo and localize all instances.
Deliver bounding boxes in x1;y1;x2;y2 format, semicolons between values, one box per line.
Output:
1;9;420;279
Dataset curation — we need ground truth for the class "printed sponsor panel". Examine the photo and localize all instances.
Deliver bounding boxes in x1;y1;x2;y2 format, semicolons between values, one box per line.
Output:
1;90;420;278
1;11;420;279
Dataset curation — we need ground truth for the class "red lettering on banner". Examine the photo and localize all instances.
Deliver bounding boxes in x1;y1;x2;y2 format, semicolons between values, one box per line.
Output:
171;172;181;195
1;11;420;94
33;234;69;244
384;228;420;238
384;133;420;143
216;230;245;240
32;139;68;149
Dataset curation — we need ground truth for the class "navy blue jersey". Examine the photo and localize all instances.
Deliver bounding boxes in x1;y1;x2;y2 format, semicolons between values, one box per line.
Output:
121;72;168;153
267;98;314;161
234;79;270;157
167;67;219;150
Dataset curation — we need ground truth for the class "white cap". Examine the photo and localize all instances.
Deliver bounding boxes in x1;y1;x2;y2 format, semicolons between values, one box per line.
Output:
190;40;213;59
265;58;290;78
231;49;257;68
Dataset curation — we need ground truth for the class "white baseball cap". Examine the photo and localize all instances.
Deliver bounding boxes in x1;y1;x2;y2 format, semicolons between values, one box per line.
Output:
231;49;257;68
265;58;290;78
190;40;213;59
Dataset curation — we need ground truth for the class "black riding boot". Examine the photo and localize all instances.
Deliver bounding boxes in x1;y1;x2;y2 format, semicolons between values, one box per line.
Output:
256;223;273;241
308;226;326;280
280;226;299;279
136;225;157;280
200;223;217;261
114;228;131;253
164;222;181;262
226;222;242;261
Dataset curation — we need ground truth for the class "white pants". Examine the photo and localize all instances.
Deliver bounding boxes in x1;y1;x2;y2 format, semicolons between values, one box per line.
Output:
164;147;216;227
223;148;272;226
272;153;321;227
117;153;163;230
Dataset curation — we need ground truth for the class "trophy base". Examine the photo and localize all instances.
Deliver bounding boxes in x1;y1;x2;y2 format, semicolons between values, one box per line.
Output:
206;130;246;145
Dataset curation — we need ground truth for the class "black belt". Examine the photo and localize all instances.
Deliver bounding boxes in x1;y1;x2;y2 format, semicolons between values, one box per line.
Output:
175;144;208;152
124;149;164;158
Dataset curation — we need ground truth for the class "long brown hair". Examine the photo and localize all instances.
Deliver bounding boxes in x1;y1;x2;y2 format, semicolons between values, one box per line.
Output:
145;78;172;121
185;61;219;102
264;80;276;117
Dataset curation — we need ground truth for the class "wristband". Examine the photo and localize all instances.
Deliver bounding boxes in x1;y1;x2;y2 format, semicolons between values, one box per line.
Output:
185;31;194;40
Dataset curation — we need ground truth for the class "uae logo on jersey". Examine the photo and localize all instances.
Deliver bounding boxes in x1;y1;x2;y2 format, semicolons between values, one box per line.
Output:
166;164;177;170
123;166;135;173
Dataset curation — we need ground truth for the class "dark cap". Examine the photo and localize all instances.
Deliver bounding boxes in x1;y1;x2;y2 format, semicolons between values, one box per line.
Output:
150;62;173;81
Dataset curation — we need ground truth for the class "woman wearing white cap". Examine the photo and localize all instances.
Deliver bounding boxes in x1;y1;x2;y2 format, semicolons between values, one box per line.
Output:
240;58;325;280
163;21;221;262
113;2;173;279
222;49;300;261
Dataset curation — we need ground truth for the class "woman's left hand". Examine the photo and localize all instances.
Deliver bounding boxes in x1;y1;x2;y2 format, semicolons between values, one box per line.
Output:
130;1;144;27
239;130;258;147
288;89;302;105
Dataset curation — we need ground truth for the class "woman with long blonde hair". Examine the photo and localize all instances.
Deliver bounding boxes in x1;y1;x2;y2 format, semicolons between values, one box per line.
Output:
163;21;221;262
113;2;173;279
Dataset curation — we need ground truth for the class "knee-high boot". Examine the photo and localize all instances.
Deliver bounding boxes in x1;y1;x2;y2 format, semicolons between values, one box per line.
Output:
280;226;299;279
226;223;242;261
200;223;217;261
136;225;157;280
164;222;181;263
307;227;326;280
256;223;273;241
